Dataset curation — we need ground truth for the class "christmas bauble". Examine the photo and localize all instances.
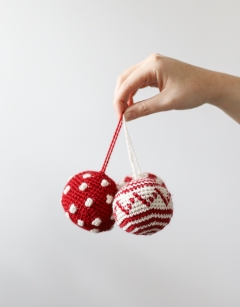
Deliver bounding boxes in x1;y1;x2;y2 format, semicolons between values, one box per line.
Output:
113;175;173;236
61;171;117;233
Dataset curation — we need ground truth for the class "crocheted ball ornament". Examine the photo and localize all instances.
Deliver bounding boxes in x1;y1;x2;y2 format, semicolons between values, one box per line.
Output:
113;175;173;236
61;171;117;233
61;117;122;233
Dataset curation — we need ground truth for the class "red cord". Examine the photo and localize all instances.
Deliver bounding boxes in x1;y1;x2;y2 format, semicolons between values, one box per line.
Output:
101;115;123;173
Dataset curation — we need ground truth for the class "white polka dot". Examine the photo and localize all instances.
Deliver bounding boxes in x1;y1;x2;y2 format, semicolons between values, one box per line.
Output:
110;214;115;220
63;185;70;195
106;195;113;204
69;204;77;214
83;173;91;179
85;198;93;207
79;183;88;191
66;212;70;218
92;218;102;226
91;229;99;233
77;219;84;227
101;179;109;187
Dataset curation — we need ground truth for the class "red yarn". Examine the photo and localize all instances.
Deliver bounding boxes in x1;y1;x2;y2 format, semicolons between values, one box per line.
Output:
62;171;117;233
101;116;122;173
61;118;123;233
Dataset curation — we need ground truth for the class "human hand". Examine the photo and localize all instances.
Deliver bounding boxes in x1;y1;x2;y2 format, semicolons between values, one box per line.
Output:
113;53;240;123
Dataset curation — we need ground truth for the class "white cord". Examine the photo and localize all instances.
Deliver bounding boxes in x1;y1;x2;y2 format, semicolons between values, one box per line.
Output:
123;115;141;179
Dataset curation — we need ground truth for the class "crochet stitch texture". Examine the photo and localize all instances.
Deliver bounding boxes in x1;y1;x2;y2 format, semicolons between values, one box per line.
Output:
61;171;117;233
113;175;173;235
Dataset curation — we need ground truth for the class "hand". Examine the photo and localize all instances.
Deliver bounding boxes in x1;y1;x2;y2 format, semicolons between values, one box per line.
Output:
113;53;240;123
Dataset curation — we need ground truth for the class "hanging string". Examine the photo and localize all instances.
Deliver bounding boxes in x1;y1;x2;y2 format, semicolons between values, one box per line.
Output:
101;113;142;177
101;115;123;173
122;115;141;179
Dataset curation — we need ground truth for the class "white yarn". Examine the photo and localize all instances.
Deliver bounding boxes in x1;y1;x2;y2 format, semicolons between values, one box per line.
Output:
113;177;173;235
122;115;141;179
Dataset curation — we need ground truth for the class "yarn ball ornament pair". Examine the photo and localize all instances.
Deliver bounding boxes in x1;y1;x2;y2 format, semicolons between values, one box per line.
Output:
60;116;174;235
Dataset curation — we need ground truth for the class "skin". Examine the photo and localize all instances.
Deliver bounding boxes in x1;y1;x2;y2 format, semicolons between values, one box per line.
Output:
113;53;240;124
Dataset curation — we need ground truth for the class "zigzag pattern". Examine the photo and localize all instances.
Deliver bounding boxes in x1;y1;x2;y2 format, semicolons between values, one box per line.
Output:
113;176;173;236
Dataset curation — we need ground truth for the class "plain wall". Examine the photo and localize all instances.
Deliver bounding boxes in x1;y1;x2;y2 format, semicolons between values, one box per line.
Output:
0;1;240;306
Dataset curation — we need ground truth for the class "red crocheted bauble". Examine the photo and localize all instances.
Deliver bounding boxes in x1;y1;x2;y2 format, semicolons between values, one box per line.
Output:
61;171;117;233
113;175;173;236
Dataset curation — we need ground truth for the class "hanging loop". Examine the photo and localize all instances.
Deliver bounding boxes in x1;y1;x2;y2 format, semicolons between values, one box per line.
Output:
101;115;123;173
122;115;141;179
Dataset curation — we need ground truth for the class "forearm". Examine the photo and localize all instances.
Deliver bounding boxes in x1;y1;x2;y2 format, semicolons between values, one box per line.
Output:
206;71;240;124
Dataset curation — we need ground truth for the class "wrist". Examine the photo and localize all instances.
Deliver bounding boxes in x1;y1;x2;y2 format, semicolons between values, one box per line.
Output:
206;71;240;123
207;71;240;106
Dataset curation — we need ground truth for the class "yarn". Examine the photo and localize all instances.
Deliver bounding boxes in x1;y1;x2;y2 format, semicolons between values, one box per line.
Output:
61;117;122;233
60;113;174;236
113;117;173;236
62;171;117;233
113;176;173;236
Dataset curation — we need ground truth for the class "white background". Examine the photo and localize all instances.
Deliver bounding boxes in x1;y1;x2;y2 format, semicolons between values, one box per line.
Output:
0;1;240;306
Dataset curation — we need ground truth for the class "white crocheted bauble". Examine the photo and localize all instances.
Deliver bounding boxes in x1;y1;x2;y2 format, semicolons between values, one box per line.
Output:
113;175;173;236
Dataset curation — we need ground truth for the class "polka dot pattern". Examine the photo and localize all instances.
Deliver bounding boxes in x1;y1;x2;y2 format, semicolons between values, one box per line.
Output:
61;170;117;233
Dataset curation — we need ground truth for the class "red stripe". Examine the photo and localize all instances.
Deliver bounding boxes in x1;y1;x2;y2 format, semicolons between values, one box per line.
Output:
122;217;171;232
132;207;173;217
118;207;173;224
133;225;165;235
119;214;172;228
142;231;156;236
139;229;162;235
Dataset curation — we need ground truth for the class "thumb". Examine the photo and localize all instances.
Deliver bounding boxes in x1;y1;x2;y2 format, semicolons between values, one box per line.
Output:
124;91;171;121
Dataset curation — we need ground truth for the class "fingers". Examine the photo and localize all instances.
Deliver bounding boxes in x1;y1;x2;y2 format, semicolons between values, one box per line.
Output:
114;60;144;97
124;91;171;121
113;65;155;118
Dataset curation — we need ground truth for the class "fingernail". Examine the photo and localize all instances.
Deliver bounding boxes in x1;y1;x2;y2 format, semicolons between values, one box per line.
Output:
124;111;136;121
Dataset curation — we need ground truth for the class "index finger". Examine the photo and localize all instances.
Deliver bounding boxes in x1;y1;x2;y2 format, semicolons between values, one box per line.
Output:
113;66;152;118
114;61;144;97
